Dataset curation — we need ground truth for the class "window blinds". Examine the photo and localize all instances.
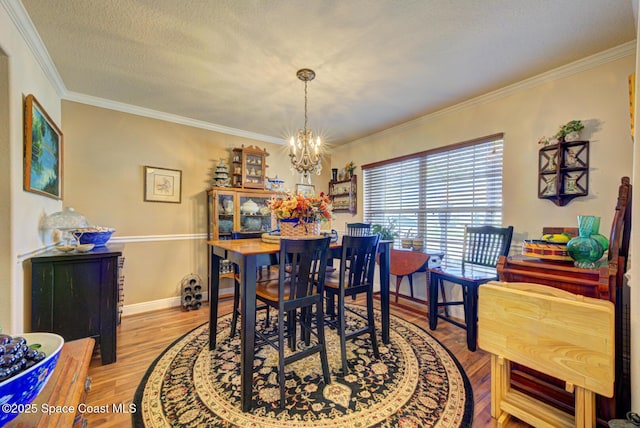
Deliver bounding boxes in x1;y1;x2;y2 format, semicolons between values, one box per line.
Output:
363;136;504;268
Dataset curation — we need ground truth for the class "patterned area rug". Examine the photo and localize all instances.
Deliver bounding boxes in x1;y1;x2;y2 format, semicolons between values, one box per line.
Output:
133;306;473;427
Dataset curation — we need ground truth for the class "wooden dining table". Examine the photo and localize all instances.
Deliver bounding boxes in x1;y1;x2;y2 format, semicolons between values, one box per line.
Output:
207;237;391;412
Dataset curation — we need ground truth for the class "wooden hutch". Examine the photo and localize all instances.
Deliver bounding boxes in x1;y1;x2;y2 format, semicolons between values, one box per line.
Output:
497;177;632;426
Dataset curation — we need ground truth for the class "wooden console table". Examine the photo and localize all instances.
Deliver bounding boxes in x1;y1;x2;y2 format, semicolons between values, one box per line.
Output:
7;338;95;428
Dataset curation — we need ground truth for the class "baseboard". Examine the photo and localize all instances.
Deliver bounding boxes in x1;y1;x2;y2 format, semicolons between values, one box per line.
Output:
122;290;237;316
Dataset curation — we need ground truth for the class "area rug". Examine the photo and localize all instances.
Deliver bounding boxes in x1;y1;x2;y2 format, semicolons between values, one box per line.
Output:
133;306;473;427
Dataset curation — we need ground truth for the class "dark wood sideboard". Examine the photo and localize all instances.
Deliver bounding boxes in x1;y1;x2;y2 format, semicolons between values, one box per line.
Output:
29;244;123;365
496;177;632;426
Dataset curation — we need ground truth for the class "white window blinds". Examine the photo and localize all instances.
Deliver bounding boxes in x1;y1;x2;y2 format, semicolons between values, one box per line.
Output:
363;134;504;269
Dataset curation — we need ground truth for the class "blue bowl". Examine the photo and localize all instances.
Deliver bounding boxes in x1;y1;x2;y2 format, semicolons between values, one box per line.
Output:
0;333;64;426
73;229;115;246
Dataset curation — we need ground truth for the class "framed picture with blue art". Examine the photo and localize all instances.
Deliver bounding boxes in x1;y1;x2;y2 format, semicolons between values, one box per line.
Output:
23;94;63;199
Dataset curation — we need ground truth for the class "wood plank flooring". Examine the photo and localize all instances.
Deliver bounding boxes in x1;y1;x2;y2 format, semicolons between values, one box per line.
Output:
83;298;531;427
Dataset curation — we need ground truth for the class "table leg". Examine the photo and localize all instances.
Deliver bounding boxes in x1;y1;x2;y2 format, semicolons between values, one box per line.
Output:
240;255;257;412
209;248;221;350
465;282;478;351
379;242;390;344
429;271;439;330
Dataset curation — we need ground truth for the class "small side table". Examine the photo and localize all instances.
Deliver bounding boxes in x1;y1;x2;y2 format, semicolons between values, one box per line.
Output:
390;249;443;303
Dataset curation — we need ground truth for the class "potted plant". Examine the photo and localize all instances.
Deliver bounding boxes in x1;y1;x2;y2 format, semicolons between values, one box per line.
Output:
371;220;399;241
554;120;584;142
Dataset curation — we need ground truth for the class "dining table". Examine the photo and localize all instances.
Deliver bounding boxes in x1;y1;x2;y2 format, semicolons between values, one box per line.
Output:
208;237;391;412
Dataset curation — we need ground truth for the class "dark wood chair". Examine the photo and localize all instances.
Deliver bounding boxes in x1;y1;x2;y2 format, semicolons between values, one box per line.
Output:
254;236;332;408
429;225;514;351
324;234;380;375
345;222;371;236
229;231;278;338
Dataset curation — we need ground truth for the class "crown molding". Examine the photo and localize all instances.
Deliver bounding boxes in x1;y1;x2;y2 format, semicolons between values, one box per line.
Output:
1;0;67;96
340;40;637;148
64;91;287;145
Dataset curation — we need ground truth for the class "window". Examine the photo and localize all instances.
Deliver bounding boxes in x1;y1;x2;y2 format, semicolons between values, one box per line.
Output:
363;134;504;269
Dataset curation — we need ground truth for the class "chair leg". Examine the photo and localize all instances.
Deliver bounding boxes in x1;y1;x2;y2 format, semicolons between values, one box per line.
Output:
439;280;449;317
278;309;287;408
338;295;349;375
316;301;331;385
230;282;240;338
367;290;380;358
287;309;296;350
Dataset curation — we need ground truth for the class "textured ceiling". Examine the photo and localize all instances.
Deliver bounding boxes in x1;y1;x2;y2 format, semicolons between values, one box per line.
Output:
19;0;636;146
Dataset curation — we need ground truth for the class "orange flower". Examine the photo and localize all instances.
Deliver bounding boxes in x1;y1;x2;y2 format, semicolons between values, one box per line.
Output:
268;191;332;223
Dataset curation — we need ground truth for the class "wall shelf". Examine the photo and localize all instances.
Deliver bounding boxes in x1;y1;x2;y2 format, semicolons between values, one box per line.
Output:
538;140;589;206
329;174;357;214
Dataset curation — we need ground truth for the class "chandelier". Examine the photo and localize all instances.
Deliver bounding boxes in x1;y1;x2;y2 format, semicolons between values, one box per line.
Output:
289;68;322;181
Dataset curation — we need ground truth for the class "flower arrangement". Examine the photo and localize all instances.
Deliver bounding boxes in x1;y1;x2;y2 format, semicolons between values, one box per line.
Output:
268;191;332;224
345;161;356;177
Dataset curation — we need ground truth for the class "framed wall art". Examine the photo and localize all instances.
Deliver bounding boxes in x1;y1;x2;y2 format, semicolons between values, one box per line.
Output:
144;166;182;203
295;183;315;197
23;94;63;200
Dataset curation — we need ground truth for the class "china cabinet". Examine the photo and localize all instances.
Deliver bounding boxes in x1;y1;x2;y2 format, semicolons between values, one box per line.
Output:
231;145;268;189
329;174;357;214
207;188;276;240
538;140;589;206
207;188;276;294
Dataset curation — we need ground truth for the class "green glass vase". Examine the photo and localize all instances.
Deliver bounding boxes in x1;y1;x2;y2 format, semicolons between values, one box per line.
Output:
566;215;604;269
590;216;609;252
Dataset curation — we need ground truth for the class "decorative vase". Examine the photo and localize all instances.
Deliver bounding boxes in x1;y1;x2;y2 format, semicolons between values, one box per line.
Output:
279;218;321;237
564;131;581;142
331;168;338;182
566;215;604;269
590;216;609;252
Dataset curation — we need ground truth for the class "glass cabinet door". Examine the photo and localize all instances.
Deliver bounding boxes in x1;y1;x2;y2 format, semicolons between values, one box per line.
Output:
237;193;274;233
215;191;235;240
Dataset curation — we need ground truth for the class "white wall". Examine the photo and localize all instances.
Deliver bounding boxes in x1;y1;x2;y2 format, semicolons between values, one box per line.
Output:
0;3;63;333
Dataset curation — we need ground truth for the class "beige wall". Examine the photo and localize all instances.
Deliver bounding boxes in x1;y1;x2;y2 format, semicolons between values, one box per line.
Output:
332;53;635;247
61;101;330;309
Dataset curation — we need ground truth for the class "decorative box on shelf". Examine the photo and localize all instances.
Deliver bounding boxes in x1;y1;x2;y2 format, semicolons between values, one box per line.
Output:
538;140;589;206
328;174;357;214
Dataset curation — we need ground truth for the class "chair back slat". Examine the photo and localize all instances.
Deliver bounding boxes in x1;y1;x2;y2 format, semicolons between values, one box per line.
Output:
279;237;330;302
345;222;372;236
340;234;380;291
462;225;514;269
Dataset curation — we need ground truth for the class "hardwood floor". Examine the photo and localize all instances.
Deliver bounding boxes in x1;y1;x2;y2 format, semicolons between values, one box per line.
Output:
84;298;531;427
